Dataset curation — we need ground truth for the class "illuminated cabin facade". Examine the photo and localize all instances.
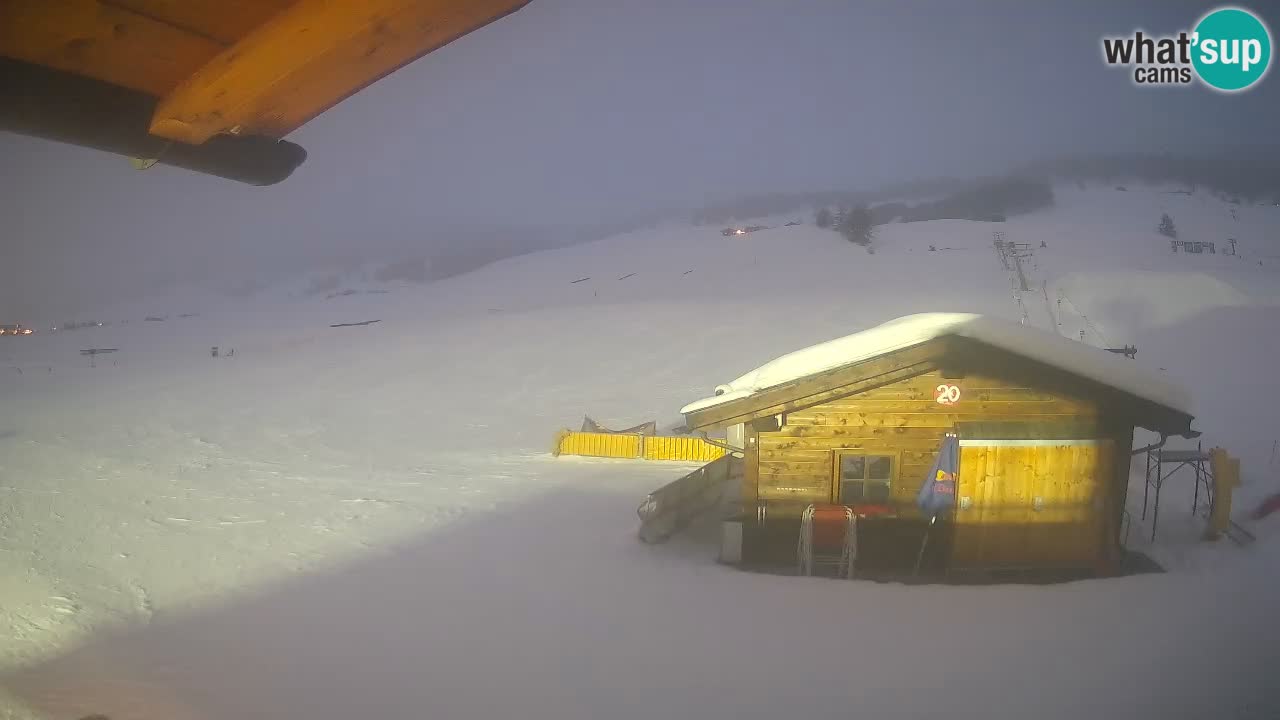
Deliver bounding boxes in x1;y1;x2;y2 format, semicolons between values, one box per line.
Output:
681;315;1194;575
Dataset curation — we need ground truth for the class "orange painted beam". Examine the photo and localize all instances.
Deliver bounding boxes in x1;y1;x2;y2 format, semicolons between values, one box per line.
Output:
0;0;223;96
100;0;295;45
149;0;531;144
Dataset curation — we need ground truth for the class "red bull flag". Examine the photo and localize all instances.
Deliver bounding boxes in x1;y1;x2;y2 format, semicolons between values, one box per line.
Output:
916;432;958;520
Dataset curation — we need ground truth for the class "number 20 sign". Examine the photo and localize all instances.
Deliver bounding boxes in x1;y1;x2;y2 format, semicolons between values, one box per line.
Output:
935;384;962;405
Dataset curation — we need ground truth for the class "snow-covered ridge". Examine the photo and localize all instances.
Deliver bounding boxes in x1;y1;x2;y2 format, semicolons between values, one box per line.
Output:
681;312;1193;416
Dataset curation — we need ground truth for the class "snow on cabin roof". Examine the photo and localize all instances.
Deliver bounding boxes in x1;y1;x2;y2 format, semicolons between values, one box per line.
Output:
680;313;1192;416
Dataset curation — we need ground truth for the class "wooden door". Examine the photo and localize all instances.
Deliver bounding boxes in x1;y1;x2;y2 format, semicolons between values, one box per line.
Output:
950;440;1113;570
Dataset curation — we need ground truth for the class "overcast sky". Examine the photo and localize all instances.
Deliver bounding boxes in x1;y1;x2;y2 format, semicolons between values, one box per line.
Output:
3;0;1278;320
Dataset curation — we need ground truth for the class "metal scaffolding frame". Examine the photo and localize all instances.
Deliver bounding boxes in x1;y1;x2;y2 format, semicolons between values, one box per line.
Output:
1142;441;1214;541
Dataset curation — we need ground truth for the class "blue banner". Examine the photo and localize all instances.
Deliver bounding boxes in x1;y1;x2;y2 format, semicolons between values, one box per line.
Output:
916;433;958;519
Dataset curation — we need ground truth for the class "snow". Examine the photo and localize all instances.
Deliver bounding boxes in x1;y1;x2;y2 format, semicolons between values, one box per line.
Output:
680;312;1192;417
2;183;1279;719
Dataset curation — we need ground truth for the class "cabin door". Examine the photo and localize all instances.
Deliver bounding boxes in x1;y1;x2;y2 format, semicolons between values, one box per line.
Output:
950;439;1113;570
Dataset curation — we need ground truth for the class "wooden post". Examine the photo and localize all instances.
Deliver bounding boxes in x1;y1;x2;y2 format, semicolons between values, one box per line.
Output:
1205;448;1240;541
738;426;760;555
742;426;759;513
1098;425;1134;577
550;429;569;457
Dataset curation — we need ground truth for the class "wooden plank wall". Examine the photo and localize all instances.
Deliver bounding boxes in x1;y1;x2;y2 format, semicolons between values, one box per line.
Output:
554;431;641;459
553;431;728;463
1100;424;1135;572
951;442;1113;569
755;370;1099;513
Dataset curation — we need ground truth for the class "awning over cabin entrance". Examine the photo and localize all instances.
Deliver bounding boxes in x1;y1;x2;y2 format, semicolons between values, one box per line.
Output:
0;1;532;184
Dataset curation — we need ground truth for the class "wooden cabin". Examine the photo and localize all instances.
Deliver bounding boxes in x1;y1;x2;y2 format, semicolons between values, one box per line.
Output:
680;313;1195;577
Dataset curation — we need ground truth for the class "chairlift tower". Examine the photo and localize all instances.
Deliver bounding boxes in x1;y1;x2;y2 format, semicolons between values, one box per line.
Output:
992;231;1010;270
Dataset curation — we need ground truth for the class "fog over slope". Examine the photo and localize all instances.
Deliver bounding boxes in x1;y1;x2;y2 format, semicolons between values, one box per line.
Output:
5;0;1278;321
3;182;1280;719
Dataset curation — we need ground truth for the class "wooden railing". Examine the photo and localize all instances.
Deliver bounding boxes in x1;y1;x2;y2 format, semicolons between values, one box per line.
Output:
637;454;738;543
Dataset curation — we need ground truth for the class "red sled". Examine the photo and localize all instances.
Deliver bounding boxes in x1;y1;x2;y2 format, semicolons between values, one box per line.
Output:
1252;493;1280;520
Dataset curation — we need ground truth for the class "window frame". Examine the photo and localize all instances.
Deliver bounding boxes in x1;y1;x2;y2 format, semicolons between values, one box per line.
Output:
831;449;899;505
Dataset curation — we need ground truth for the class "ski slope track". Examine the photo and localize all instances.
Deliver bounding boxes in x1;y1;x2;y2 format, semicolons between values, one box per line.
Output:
2;185;1279;719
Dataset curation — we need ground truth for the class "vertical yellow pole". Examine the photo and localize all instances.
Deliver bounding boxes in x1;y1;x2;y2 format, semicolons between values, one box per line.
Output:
1205;449;1240;541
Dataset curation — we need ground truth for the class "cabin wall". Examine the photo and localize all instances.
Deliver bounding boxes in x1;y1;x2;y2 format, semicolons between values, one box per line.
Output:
951;439;1116;569
1100;423;1136;572
754;370;1101;515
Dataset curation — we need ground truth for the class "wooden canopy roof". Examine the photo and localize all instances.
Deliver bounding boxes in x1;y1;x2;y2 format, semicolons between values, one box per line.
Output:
0;0;531;184
681;335;1196;439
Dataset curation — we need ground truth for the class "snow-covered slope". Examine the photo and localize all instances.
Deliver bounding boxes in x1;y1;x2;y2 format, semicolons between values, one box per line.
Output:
2;185;1279;719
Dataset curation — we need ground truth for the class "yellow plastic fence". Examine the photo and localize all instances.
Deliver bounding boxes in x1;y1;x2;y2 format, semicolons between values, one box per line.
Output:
553;430;728;462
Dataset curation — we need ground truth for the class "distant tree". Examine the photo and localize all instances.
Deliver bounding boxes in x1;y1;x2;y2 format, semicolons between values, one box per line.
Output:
870;202;907;225
832;206;847;231
815;207;833;229
1158;213;1177;239
839;204;874;246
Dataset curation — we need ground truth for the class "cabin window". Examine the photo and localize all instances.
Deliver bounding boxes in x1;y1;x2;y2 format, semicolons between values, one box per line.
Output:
835;452;894;504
